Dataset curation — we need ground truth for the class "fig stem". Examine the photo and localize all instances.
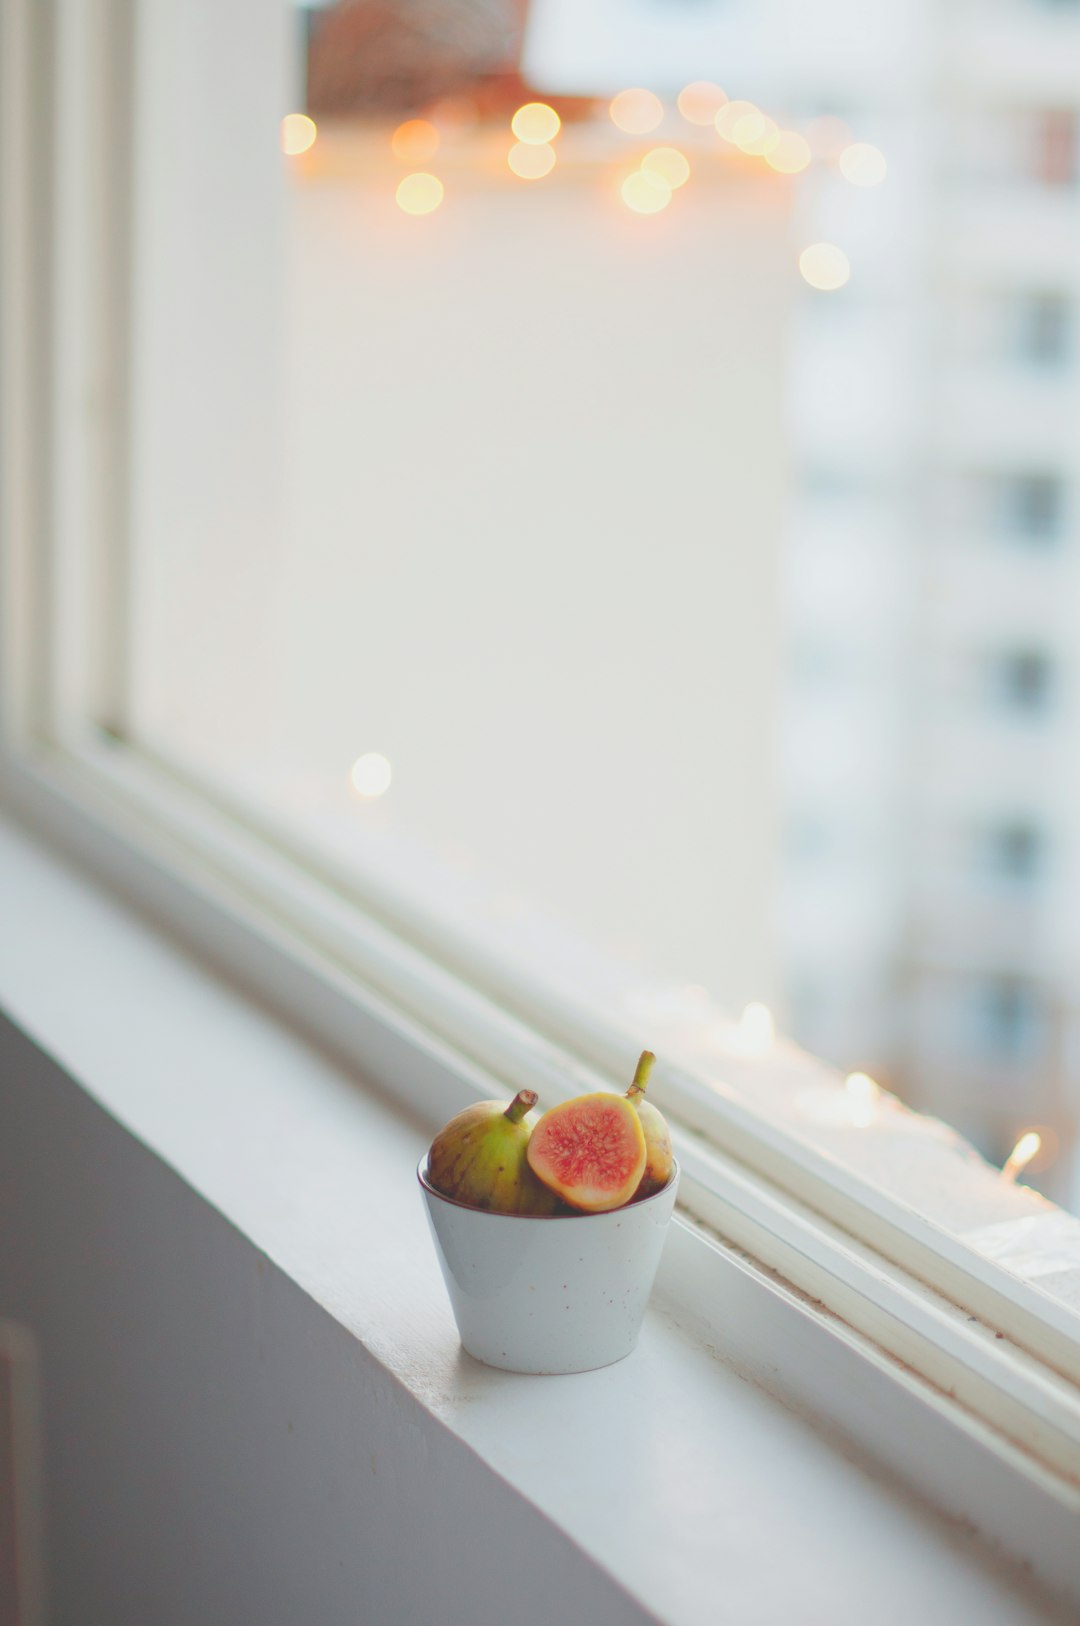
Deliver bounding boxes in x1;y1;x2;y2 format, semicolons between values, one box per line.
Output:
627;1050;655;1101
504;1089;538;1124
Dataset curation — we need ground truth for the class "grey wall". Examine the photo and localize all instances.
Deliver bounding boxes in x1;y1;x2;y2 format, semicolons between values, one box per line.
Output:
0;1011;657;1626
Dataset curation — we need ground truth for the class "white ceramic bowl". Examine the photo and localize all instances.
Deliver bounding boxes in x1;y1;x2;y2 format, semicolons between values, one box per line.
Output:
418;1158;680;1374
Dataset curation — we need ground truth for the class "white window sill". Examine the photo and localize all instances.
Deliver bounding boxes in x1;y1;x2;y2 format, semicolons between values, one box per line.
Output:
0;812;1072;1625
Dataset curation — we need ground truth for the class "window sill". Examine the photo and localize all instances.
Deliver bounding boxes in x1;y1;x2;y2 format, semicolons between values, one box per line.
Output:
0;810;1074;1624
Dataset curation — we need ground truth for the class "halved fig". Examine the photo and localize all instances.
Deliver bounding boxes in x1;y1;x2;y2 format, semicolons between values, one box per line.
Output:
526;1091;646;1212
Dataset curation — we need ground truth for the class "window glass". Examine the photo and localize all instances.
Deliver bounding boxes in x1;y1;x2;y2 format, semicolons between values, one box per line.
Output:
122;0;1080;1221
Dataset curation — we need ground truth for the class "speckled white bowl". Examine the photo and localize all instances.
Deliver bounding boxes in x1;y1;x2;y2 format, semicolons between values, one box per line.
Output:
418;1158;679;1374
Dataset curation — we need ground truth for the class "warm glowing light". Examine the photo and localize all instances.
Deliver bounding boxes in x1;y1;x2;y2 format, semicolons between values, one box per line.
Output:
678;81;727;126
507;141;556;180
1002;1130;1041;1183
642;146;690;189
845;1073;880;1128
281;113;317;156
391;119;440;164
511;101;561;145
715;100;759;143
732;113;779;155
799;242;850;291
620;168;672;213
610;88;664;135
350;753;393;799
395;172;444;215
838;141;887;187
766;130;812;174
739;1002;775;1055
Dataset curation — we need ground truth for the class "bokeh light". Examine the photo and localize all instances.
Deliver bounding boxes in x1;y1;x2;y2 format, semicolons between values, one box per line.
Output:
839;141;887;187
507;141;556;180
610;88;665;135
395;172;444;215
845;1072;880;1128
739;1002;776;1055
766;131;812;174
798;242;850;290
733;113;780;156
280;113;317;156
715;100;759;143
621;168;673;213
1002;1129;1042;1182
350;753;393;798
511;102;561;145
641;146;691;189
677;81;727;126
391;119;440;164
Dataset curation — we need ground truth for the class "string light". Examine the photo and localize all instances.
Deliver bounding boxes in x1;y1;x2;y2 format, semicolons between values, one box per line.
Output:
350;754;393;798
715;100;759;143
641;147;691;189
838;141;887;187
678;81;727;126
508;141;556;180
511;102;561;145
767;131;812;174
395;173;444;215
845;1073;880;1128
739;1002;775;1056
799;242;850;290
733;112;780;156
621;169;672;213
392;119;440;164
280;113;317;156
1001;1130;1041;1184
610;88;664;135
371;95;874;218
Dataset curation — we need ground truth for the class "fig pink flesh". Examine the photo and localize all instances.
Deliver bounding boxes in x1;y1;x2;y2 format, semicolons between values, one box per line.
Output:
527;1093;646;1212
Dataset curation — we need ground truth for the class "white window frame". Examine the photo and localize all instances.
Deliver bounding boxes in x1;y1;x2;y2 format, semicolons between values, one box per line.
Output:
3;0;1080;1515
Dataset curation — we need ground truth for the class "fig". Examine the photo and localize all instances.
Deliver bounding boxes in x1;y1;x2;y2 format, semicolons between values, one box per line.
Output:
625;1050;673;1201
526;1090;646;1213
427;1089;562;1215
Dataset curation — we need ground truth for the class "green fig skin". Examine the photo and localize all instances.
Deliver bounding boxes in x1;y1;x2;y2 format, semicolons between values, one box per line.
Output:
427;1090;563;1215
626;1051;674;1201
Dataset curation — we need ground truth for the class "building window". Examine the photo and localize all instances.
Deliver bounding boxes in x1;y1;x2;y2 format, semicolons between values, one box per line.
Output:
978;977;1043;1059
1036;110;1078;186
983;820;1046;880
1016;291;1072;366
988;648;1056;712
999;472;1065;540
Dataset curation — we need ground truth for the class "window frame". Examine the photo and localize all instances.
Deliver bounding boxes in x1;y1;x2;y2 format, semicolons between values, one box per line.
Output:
4;0;1080;1499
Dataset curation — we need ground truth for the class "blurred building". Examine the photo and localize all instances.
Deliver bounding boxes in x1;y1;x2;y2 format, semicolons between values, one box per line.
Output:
776;0;1080;1199
283;0;1080;1198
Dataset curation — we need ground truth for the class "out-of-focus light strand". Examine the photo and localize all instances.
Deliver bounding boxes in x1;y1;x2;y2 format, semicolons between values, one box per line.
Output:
799;242;850;290
281;113;317;156
838;141;887;187
392;118;440;164
396;172;444;214
610;88;664;135
1002;1130;1041;1183
508;141;556;180
511;102;561;145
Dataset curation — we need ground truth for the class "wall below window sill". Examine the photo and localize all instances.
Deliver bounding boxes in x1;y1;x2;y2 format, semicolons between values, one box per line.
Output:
0;813;1070;1625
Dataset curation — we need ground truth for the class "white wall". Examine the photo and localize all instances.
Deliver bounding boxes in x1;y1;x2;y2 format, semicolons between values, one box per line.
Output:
0;1013;656;1626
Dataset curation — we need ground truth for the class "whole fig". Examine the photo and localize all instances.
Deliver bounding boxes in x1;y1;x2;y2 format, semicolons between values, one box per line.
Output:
427;1089;562;1215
